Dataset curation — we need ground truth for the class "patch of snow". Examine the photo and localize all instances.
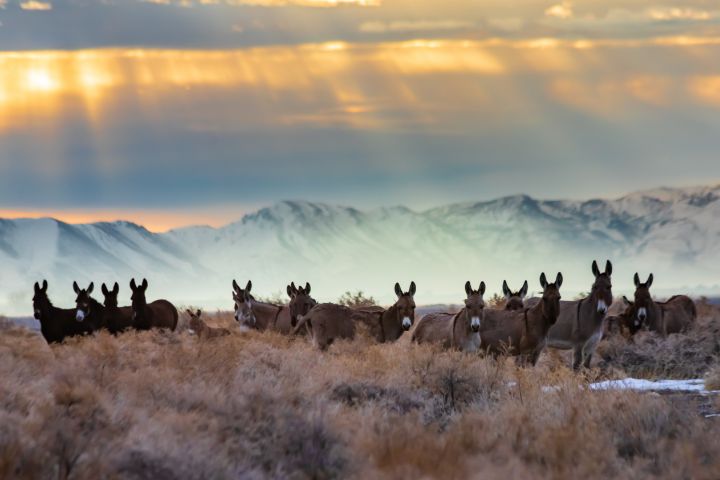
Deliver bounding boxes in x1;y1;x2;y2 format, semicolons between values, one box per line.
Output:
589;378;718;394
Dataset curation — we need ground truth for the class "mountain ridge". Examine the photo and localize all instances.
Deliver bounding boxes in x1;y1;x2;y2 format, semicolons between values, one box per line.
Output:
1;184;719;315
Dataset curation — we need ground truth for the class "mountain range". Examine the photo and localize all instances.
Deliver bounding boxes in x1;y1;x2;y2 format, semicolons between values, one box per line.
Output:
1;184;719;315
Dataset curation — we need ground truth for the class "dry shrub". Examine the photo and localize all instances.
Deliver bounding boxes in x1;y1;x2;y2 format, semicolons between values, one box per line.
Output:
337;291;376;308
1;312;719;479
705;364;720;391
486;293;505;309
597;301;720;378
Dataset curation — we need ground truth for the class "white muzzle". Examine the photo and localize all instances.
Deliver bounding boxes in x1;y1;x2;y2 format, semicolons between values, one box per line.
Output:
402;316;412;330
597;299;608;314
470;316;481;331
76;310;86;322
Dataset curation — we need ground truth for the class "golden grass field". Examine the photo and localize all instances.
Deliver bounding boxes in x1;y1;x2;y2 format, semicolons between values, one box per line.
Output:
1;301;719;480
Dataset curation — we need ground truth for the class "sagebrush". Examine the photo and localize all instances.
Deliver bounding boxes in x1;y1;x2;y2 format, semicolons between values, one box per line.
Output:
0;306;719;479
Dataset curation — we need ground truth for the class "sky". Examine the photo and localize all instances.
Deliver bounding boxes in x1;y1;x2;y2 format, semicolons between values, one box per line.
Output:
1;0;720;230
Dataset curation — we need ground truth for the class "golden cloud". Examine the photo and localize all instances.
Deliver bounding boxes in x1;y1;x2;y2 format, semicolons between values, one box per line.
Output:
359;20;475;33
545;2;573;19
19;1;52;10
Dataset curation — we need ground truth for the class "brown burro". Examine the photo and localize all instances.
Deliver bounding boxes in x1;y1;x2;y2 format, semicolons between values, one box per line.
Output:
480;273;563;366
502;280;529;311
129;278;179;331
186;309;231;339
412;281;485;352
546;260;613;370
295;282;417;351
619;273;696;337
231;280;315;334
287;282;317;333
101;282;134;334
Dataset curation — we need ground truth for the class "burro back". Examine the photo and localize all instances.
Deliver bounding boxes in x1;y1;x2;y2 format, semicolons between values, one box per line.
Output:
302;282;417;351
481;272;562;366
129;278;179;331
546;260;613;370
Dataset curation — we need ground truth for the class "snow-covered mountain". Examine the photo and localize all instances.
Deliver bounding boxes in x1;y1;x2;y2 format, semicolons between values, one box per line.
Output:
2;185;719;315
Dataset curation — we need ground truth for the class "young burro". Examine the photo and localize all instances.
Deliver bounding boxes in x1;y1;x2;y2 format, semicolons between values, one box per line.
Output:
546;260;613;370
502;280;529;311
295;282;417;351
186;309;231;339
412;281;485;352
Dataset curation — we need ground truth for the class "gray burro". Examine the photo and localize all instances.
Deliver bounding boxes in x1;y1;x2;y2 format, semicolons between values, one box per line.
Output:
546;260;614;370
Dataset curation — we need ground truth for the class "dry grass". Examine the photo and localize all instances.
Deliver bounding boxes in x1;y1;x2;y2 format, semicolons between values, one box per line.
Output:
1;306;719;480
597;299;720;379
705;365;720;391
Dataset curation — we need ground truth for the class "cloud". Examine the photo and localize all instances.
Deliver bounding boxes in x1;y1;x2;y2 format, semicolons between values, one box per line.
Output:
545;2;573;19
2;0;720;51
142;0;380;6
19;0;52;10
648;7;711;21
359;19;475;33
487;17;525;32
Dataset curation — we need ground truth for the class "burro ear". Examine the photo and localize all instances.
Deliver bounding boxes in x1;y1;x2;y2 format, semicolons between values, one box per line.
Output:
646;273;654;288
465;281;472;297
555;273;563;288
141;278;148;290
409;281;416;296
245;280;252;293
520;280;529;298
634;273;640;288
540;272;548;289
478;281;486;296
113;282;119;295
102;283;109;296
34;282;40;294
42;280;48;292
592;260;600;278
394;282;403;297
233;279;241;293
130;278;137;291
73;281;80;294
502;280;510;298
196;309;202;317
622;295;631;306
186;309;193;316
87;282;94;294
305;282;311;295
605;260;613;276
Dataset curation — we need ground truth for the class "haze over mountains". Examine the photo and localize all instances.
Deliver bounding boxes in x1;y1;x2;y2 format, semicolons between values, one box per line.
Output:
1;184;719;316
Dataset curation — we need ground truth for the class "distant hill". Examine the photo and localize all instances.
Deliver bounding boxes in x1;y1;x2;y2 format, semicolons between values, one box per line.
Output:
2;185;719;315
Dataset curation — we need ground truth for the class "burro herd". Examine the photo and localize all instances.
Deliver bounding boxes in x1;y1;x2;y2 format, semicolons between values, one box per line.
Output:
30;260;697;371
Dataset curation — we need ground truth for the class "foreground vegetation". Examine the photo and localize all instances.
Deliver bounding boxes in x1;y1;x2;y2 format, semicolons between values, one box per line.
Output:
1;304;719;479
